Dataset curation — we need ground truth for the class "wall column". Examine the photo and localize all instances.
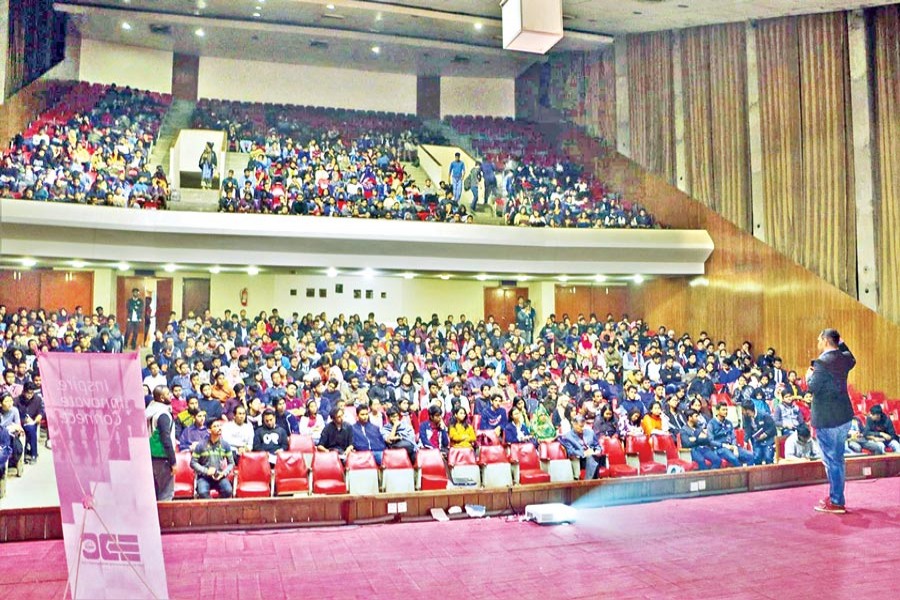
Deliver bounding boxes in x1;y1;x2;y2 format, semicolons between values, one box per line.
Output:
745;22;767;243
847;10;879;310
172;53;200;102
614;36;631;158
671;33;688;193
417;76;441;120
0;0;9;103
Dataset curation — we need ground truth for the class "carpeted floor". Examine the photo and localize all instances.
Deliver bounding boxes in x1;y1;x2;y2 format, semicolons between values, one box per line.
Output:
2;478;897;599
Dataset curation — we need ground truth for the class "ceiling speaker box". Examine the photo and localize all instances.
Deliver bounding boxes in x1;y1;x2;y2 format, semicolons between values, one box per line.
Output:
501;0;564;55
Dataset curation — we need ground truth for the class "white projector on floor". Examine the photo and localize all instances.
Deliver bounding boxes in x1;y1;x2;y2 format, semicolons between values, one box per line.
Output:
501;0;564;55
524;503;578;524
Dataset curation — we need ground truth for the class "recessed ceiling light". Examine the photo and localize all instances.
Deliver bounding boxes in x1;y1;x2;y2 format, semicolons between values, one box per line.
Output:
632;274;645;284
326;3;335;9
439;274;451;280
371;46;381;54
116;262;130;272
557;275;569;283
70;260;87;269
375;12;383;21
163;263;178;273
252;12;260;17
326;267;339;278
20;258;37;268
517;275;530;282
594;274;607;283
209;266;221;274
195;28;205;37
475;274;490;281
255;5;261;9
247;266;260;276
474;22;483;31
121;22;132;31
197;0;207;9
401;272;416;280
361;268;376;279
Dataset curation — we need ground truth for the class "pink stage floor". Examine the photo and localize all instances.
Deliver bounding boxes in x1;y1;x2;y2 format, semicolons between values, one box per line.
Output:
2;477;897;599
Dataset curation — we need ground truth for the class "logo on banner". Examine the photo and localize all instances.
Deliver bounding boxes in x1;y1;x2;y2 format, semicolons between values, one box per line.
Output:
80;533;143;563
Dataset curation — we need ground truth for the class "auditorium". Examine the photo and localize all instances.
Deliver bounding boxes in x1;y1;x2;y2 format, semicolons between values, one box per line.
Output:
1;0;899;598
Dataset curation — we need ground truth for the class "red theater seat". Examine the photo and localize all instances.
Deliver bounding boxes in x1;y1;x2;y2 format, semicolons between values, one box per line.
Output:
312;451;348;495
599;437;638;478
509;443;550;485
625;435;668;475
650;435;697;471
539;441;575;482
274;451;309;495
477;429;502;446
345;451;379;495
478;445;513;488
290;434;315;466
416;449;449;490
448;447;480;486
235;451;272;498
382;449;415;493
173;451;195;499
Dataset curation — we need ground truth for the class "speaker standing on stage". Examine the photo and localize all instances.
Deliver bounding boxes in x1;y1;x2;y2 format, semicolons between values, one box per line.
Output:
806;329;855;514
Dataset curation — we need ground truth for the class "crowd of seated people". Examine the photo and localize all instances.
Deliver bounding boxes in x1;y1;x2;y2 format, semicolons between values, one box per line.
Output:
4;300;898;497
193;100;471;222
445;115;658;229
0;82;173;209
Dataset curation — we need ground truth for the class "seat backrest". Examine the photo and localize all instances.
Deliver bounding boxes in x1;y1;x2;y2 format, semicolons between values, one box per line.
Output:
735;428;746;448
539;441;568;461
275;450;307;479
510;443;541;470
238;451;272;481
416;448;447;475
600;436;626;465
479;445;509;465
313;451;345;479
290;435;314;452
448;447;476;466
346;451;378;471
626;435;654;462
477;430;502;446
650;434;677;459
175;451;194;484
382;448;413;469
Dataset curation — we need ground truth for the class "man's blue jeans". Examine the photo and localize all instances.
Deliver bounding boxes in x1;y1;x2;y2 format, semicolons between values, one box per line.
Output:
753;443;775;465
196;475;233;499
691;446;720;470
22;423;38;459
817;421;852;506
451;177;463;201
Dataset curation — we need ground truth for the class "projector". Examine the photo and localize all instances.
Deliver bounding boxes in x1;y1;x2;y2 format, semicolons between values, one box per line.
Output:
524;503;578;524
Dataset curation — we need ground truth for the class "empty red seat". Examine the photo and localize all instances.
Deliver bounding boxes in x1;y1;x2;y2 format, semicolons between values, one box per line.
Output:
345;451;379;495
650;435;697;471
416;449;449;490
274;450;309;495
173;451;195;499
382;448;415;493
598;437;638;478
448;447;480;486
312;451;348;495
235;451;272;498
478;445;513;488
625;435;668;475
509;443;550;485
539;440;575;482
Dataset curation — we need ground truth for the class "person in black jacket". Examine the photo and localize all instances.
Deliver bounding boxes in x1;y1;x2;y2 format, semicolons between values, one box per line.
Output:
806;329;855;514
252;410;288;465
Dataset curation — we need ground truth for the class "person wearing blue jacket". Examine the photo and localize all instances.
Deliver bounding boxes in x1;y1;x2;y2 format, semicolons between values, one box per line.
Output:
351;404;387;465
679;410;720;470
480;394;508;433
419;405;450;456
741;401;777;465
707;403;755;466
503;407;536;446
560;416;604;479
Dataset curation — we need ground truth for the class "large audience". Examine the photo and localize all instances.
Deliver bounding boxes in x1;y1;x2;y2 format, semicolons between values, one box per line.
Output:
3;301;897;496
0;82;173;209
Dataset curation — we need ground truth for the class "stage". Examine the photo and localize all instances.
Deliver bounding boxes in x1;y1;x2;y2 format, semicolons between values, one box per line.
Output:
1;477;896;599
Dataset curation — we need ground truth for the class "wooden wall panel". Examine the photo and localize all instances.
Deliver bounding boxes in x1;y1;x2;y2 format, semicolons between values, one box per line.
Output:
626;32;676;184
871;5;900;325
38;271;93;314
756;14;856;295
483;287;527;331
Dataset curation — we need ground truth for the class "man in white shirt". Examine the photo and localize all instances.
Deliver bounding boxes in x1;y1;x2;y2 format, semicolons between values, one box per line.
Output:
142;362;167;391
221;405;254;460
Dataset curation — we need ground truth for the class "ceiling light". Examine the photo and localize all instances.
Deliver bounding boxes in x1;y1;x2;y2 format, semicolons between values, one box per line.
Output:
197;0;207;9
361;268;376;279
401;272;416;280
326;3;335;9
371;46;381;54
20;258;37;268
474;22;483;31
252;12;260;17
163;263;178;273
475;274;490;281
375;12;383;21
209;266;221;274
247;266;260;276
689;276;709;287
116;262;130;272
255;5;261;9
70;260;87;269
632;274;645;284
326;267;339;278
594;274;607;283
195;28;205;37
121;22;132;31
557;275;569;283
439;274;451;280
517;275;530;282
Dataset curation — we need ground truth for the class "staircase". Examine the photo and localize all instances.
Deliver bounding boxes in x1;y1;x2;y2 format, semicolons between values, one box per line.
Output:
224;152;250;177
423;118;479;159
171;188;219;212
148;99;196;172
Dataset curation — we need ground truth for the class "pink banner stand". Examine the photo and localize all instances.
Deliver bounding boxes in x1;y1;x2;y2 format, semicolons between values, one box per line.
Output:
38;352;169;600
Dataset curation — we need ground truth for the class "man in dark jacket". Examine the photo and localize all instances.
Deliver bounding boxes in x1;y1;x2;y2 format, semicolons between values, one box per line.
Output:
806;329;855;513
